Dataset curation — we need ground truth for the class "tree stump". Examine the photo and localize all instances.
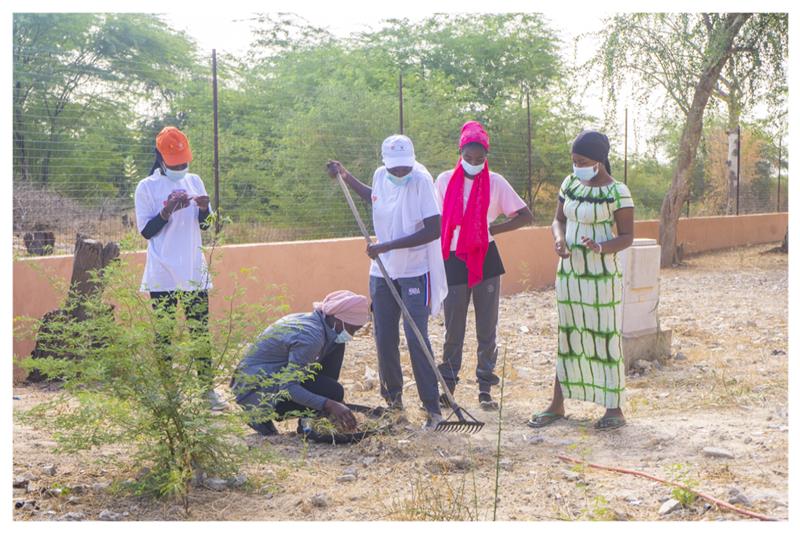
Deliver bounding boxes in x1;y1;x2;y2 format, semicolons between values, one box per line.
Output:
26;234;120;382
22;231;55;256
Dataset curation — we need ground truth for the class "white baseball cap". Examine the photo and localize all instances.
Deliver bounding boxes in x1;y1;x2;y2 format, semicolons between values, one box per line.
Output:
381;134;416;168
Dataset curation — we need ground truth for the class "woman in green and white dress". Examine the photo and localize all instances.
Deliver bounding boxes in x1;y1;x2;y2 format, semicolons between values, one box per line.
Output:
529;130;634;431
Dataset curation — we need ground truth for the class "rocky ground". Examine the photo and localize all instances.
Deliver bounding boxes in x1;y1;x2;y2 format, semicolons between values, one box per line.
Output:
12;243;789;521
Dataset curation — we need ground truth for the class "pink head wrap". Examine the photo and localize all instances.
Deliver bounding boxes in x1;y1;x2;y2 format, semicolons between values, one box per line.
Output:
313;290;370;326
459;121;490;151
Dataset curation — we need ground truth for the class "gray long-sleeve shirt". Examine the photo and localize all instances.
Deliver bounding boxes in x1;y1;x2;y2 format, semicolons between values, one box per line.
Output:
232;310;337;411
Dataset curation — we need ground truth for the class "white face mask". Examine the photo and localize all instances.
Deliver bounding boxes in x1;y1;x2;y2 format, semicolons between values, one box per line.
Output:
461;159;484;176
164;167;188;182
573;163;598;181
334;322;353;344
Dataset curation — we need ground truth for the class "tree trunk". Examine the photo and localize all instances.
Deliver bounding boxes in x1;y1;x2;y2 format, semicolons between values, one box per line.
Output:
26;234;120;382
659;14;752;267
780;229;788;253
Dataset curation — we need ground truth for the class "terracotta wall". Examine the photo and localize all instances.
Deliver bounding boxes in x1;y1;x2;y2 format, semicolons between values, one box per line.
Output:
12;213;787;381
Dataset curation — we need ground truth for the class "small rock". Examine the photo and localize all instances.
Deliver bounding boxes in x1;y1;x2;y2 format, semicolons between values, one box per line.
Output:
519;326;530;333
311;493;329;508
337;474;357;483
447;456;473;471
343;467;358;477
44;487;63;498
674;352;687;361
92;482;110;492
42;465;56;476
13;477;29;489
562;469;582;482
702;447;735;459
228;474;248;488
771;349;786;356
728;488;752;507
203;478;228;491
499;458;513;471
69;484;88;495
744;437;752;444
67;496;81;505
659;498;682;515
525;435;545;445
633;359;652;371
21;500;38;511
59;512;85;521
99;510;122;521
361;456;377;466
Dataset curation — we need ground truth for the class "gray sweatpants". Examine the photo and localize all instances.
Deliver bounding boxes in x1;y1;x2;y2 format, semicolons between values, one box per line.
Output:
438;276;501;394
369;274;441;415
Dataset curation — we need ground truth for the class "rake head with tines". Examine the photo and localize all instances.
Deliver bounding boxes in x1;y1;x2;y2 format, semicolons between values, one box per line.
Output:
435;406;485;434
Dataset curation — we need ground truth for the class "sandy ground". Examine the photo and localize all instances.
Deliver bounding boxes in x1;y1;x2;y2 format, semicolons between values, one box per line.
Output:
12;243;789;521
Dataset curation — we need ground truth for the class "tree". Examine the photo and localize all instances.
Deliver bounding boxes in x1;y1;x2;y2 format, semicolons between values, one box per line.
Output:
601;13;766;266
13;13;199;187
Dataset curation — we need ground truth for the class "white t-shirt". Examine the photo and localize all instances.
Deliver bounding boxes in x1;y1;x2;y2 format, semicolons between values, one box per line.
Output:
134;169;213;292
435;169;528;251
370;162;441;279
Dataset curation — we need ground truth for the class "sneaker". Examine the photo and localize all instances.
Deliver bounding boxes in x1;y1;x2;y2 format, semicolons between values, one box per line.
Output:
205;389;229;411
422;412;445;431
479;392;499;411
249;420;279;436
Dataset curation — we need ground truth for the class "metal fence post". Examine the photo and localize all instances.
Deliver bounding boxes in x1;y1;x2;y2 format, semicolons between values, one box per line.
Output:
526;91;533;212
624;107;628;184
399;72;404;134
777;136;782;212
736;124;741;216
212;49;220;235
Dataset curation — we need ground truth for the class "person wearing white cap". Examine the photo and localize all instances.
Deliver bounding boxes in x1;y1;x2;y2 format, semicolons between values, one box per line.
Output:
326;135;448;430
231;290;370;436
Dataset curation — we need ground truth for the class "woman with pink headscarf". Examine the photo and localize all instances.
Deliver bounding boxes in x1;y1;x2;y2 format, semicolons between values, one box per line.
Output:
231;290;370;436
436;121;533;410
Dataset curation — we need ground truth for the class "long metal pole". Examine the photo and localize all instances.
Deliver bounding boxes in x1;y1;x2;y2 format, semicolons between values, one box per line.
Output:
526;91;533;211
777;136;782;212
399;72;404;134
736;125;741;216
624;107;628;184
212;49;220;234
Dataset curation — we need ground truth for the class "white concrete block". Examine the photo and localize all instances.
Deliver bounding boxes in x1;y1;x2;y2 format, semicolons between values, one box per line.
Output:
625;285;659;304
628;246;661;288
621;300;658;335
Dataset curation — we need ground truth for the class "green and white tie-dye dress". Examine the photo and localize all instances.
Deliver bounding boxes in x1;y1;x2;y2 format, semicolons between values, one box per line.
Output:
555;174;634;409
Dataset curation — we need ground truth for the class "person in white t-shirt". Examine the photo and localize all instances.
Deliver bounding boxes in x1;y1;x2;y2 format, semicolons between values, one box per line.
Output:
326;135;448;430
134;126;226;411
436;121;533;411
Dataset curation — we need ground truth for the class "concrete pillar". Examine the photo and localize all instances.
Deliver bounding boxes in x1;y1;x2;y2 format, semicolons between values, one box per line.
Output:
618;238;672;370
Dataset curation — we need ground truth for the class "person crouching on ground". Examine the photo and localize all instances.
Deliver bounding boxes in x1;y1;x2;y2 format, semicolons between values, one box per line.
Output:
231;290;370;435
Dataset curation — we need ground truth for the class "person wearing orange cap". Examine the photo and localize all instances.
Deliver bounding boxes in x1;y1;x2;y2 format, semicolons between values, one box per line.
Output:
231;290;370;435
134;126;226;410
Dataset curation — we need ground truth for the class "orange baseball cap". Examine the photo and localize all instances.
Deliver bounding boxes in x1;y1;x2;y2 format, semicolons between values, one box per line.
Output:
156;126;193;166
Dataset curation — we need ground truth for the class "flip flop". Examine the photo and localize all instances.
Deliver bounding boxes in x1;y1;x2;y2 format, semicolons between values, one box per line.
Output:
594;416;626;431
526;412;565;428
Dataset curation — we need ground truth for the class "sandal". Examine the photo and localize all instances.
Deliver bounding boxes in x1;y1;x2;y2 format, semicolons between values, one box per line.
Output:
526;412;565;428
594;416;626;431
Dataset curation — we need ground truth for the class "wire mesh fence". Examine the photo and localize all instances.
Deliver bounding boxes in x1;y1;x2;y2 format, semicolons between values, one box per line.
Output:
13;46;788;257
